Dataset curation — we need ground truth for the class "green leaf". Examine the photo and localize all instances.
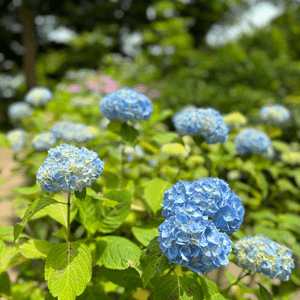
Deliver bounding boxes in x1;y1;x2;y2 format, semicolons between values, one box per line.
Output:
13;197;60;242
143;178;170;215
272;140;290;152
106;119;122;134
154;275;203;300
77;286;110;300
278;214;300;233
132;220;160;246
19;239;54;259
152;132;181;146
12;183;41;195
198;275;226;300
258;284;273;300
151;109;173;123
121;123;139;146
140;237;169;288
45;242;92;300
75;188;86;201
95;235;142;274
0;271;11;296
277;179;299;195
0;133;10;148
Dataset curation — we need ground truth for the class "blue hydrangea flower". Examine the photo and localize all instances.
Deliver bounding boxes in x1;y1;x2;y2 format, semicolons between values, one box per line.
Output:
31;132;57;151
234;235;295;281
148;159;158;167
36;144;104;193
235;128;272;156
161;178;244;235
259;105;290;124
7;102;34;121
158;213;233;275
100;88;153;122
24;87;53;107
172;105;196;125
7;129;27;151
173;107;229;144
50;121;94;143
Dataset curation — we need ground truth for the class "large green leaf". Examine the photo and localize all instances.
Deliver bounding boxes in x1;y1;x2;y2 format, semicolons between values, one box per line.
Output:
19;239;54;259
13;197;60;242
152;132;181;146
198;275;226;300
45;242;92;300
0;271;11;296
258;284;273;300
143;178;170;215
154;275;203;300
0;133;9;148
95;235;141;274
140;237;169;288
121;122;139;146
132;219;160;246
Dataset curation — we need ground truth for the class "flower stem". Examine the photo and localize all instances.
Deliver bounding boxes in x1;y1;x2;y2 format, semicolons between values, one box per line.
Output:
67;189;71;241
221;270;252;294
119;142;125;189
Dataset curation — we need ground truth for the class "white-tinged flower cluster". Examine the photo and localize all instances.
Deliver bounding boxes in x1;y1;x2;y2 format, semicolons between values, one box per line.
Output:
117;144;145;162
281;151;300;165
7;102;34;121
259;104;290;125
223;112;247;130
160;143;190;159
234;235;295;281
36;144;104;193
227;170;241;181
98;118;110;130
7;129;27;151
31;132;57;151
24;87;53;107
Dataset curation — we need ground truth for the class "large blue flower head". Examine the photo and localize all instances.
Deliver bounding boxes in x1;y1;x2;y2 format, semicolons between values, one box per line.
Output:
24;87;53;107
7;102;34;121
259;104;290;125
7;129;27;151
100;88;153;122
158;213;233;275
31;132;57;151
36;144;104;193
173;107;229;144
234;235;295;281
161;178;244;235
50;121;94;143
235;128;272;156
172;105;197;126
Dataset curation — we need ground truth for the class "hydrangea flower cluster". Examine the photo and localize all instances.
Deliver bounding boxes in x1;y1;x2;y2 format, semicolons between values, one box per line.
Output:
98;118;110;130
7;129;27;151
223;112;247;130
281;151;300;165
7;102;34;121
259;104;290;125
227;170;241;181
234;235;295;281
117;145;145;162
50;121;94;143
100;88;153;123
31;132;57;151
173;107;229;144
160;143;190;159
24;87;53;107
172;105;196;125
36;144;104;193
235;128;272;156
158;177;244;275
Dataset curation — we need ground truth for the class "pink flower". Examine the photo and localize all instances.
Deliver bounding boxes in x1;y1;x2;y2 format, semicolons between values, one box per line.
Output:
100;75;119;94
69;84;82;93
147;89;161;99
85;82;101;91
133;84;148;93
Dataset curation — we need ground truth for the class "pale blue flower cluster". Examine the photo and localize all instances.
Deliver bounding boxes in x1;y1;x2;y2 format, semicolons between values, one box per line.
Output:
36;144;104;193
172;105;196;125
172;107;229;144
24;87;53;107
7;129;27;151
100;88;153;122
259;104;290;124
234;235;295;281
50;121;94;143
31;132;57;151
7;102;34;121
235;128;272;156
158;177;244;275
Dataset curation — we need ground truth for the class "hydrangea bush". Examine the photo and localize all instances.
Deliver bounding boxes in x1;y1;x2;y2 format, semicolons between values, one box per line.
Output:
24;87;53;107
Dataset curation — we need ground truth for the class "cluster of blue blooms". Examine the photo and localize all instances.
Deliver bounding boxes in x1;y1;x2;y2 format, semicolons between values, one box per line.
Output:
158;177;244;275
24;87;53;107
234;235;295;281
172;107;229;144
7;102;34;121
31;132;57;151
7;129;27;151
36;144;104;193
100;88;153;122
50;121;94;143
259;104;290;125
234;128;272;156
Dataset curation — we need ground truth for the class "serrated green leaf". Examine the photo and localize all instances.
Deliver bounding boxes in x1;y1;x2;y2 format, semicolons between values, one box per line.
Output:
180;292;194;300
121;123;139;146
13;197;60;242
45;242;92;300
198;275;226;300
258;284;273;300
12;198;49;220
140;237;169;288
143;178;170;215
0;271;11;296
77;286;110;300
132;220;160;246
11;281;45;300
19;239;54;259
75;187;86;201
154;275;203;300
95;235;142;273
12;183;41;195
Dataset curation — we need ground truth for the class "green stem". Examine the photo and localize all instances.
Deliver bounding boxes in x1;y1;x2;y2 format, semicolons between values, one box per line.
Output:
67;189;71;241
221;270;251;294
119;142;125;189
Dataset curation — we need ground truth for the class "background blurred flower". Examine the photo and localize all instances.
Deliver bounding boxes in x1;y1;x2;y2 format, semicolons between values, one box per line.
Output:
133;84;148;93
85;81;101;91
7;102;34;121
70;96;95;107
24;86;53;107
223;112;247;130
100;75;119;94
259;104;290;124
281;151;300;165
69;84;82;93
98;118;110;130
227;169;241;181
147;89;161;99
7;128;27;151
160;143;190;159
31;132;57;151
